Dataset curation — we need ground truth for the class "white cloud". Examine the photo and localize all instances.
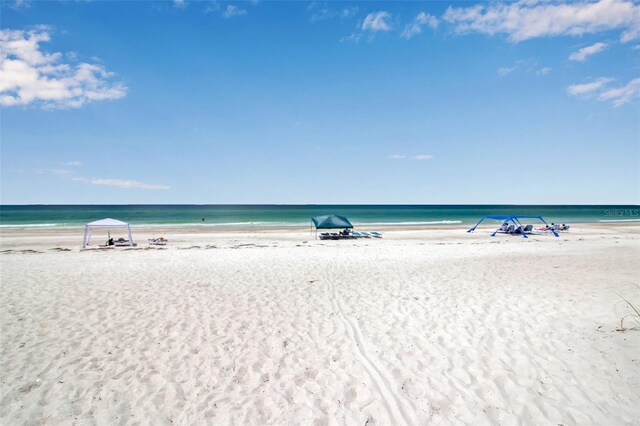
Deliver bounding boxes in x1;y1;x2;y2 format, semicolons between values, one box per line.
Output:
567;77;614;95
497;66;517;76
341;33;362;43
0;28;127;108
223;5;247;18
497;59;548;76
569;42;608;61
308;4;358;22
401;12;438;39
7;0;30;9
567;76;639;106
388;154;406;159
308;3;332;22
414;154;434;160
537;67;552;75
204;1;221;14
173;0;187;8
38;166;170;190
35;168;72;175
84;178;170;190
341;7;359;19
362;11;392;32
443;0;640;43
598;77;640;106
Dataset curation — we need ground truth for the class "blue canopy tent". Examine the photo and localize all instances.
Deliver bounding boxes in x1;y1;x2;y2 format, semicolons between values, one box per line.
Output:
311;215;353;239
467;215;559;238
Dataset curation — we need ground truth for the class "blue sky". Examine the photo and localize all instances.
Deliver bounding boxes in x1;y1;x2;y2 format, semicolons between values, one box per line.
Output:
1;0;639;204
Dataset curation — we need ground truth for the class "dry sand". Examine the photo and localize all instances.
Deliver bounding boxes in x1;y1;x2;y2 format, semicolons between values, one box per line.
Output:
1;224;639;425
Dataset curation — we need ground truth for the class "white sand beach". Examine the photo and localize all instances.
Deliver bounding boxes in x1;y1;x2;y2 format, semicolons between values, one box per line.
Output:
1;224;639;425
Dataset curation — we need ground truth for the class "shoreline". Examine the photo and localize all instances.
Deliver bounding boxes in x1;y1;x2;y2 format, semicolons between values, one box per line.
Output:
1;219;639;234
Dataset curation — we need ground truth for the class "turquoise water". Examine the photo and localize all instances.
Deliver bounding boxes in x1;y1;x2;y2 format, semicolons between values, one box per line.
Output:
1;205;638;228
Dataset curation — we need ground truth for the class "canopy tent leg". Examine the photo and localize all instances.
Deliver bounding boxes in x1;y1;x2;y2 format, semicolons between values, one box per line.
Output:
512;218;527;238
538;217;559;237
467;217;485;233
127;225;134;246
83;225;89;248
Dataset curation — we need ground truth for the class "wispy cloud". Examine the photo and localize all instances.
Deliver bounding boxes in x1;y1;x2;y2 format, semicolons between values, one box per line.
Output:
173;0;187;9
35;168;72;175
204;1;221;14
341;7;358;19
401;12;438;39
388;154;434;161
0;28;127;108
308;3;358;22
598;77;640;107
35;164;169;190
362;11;392;32
443;0;640;43
307;2;331;22
497;66;517;76
87;178;171;190
569;42;608;61
497;59;549;77
414;154;433;160
567;76;639;106
6;0;30;9
341;33;362;43
223;5;247;18
567;77;614;96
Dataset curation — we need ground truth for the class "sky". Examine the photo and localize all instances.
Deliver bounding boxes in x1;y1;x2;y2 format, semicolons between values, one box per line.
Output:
1;0;639;205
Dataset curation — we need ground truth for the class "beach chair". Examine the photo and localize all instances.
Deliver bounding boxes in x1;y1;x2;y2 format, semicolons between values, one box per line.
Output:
560;224;570;232
359;231;372;238
148;237;168;245
352;231;362;238
319;232;331;240
523;224;533;233
507;224;516;234
114;238;136;247
370;231;382;238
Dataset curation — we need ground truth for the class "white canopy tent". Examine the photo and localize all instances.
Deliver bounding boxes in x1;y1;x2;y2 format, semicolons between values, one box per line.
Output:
83;218;134;248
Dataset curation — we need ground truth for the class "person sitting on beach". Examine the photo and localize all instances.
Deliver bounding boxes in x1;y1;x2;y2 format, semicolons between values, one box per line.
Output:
107;237;114;246
341;228;351;236
500;222;509;232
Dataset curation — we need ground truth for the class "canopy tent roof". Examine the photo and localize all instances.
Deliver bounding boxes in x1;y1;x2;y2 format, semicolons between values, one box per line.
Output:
86;218;129;227
467;215;558;238
472;215;550;222
311;215;353;229
83;218;134;248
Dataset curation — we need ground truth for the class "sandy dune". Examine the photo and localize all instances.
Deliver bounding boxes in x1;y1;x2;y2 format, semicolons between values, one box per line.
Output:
1;225;639;425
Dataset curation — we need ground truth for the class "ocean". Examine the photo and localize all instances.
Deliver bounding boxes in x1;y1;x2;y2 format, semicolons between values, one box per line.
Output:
1;205;638;229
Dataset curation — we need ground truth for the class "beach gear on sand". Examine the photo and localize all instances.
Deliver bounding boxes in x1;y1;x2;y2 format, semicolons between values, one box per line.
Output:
467;215;559;238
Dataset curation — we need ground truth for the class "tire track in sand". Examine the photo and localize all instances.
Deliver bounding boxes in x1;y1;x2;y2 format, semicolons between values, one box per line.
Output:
328;279;416;425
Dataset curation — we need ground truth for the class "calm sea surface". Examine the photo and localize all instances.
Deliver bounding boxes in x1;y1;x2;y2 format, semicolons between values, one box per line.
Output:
1;205;638;228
